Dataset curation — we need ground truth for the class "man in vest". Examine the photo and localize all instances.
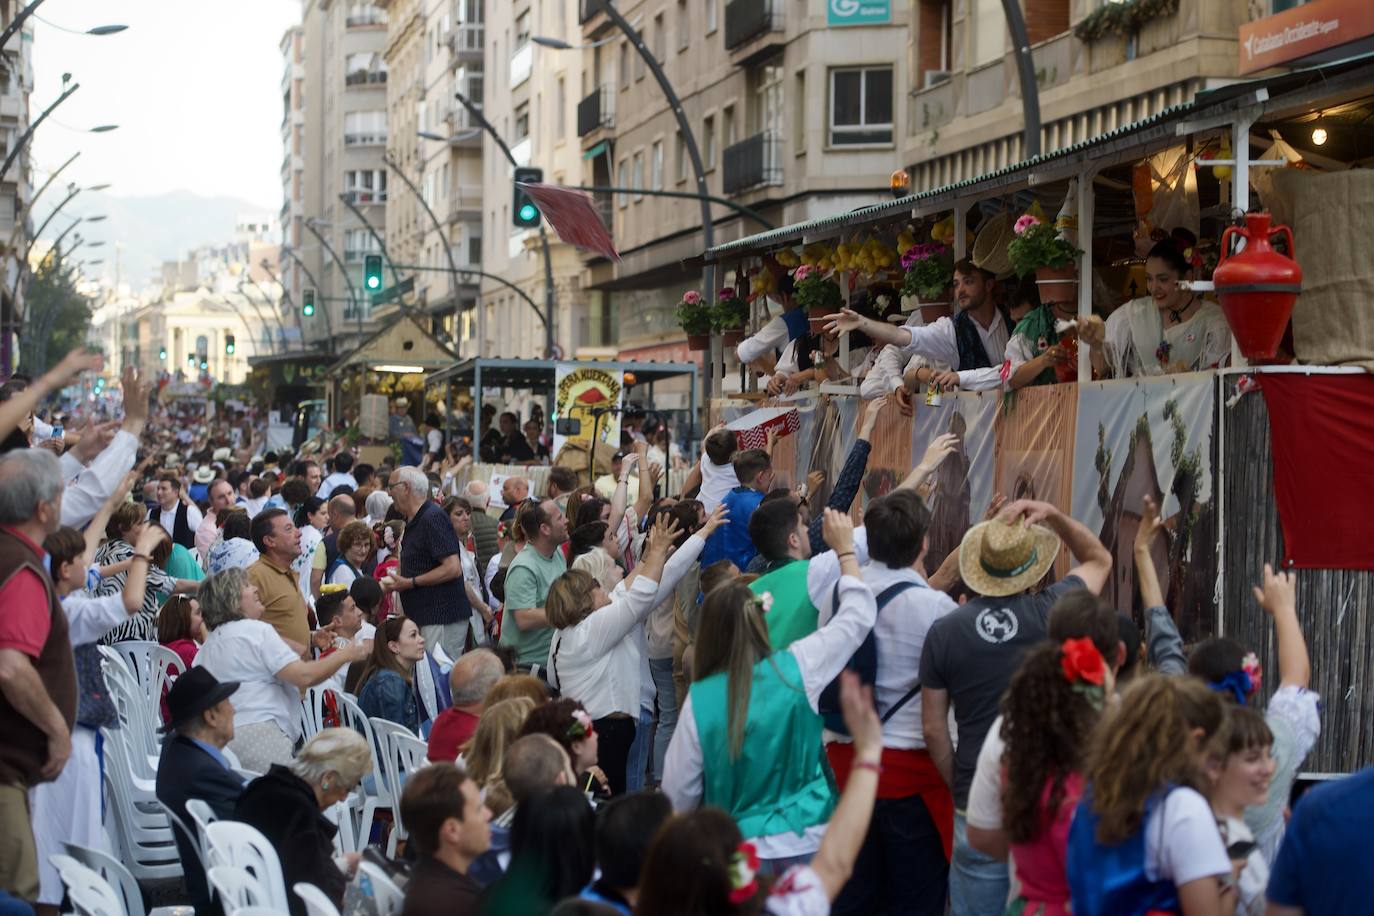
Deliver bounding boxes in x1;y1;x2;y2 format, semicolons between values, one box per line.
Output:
825;259;1012;391
150;472;203;551
0;448;76;902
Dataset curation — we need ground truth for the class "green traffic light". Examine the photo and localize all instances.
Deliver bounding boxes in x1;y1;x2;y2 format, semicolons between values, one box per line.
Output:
303;303;316;317
519;204;537;222
367;276;381;289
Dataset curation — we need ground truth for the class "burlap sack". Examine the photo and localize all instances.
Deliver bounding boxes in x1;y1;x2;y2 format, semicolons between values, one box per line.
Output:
1270;169;1374;372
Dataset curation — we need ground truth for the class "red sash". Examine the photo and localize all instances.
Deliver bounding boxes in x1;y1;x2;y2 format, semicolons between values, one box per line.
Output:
827;742;954;861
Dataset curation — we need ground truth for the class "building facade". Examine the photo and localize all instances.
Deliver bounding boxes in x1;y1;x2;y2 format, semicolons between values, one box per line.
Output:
0;1;34;375
282;0;391;355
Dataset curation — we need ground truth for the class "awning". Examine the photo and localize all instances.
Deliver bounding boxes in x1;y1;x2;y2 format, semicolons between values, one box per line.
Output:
583;139;612;161
323;312;457;380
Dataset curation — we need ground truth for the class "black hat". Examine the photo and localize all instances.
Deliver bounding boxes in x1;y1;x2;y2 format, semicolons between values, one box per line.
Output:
160;667;239;734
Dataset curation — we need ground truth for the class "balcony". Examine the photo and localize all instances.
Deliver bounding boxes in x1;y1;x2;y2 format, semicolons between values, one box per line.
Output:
344;247;379;263
344;70;387;87
722;131;782;196
342;189;388;205
579;0;603;25
448;184;483;220
448;24;484;63
577;86;614;138
509;43;532;88
724;0;783;62
345;10;386;27
343;131;387;147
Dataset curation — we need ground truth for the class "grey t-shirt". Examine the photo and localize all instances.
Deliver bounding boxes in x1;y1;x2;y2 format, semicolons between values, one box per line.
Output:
919;575;1085;808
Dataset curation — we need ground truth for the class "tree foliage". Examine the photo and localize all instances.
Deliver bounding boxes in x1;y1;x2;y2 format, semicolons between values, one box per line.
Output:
21;253;91;375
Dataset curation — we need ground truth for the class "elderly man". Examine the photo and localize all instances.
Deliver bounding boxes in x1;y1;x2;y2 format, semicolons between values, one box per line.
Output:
197;478;237;565
497;476;529;523
155;668;244;916
0;449;75;902
383;466;471;661
246;508;311;650
462;481;500;576
150;473;204;550
427;649;504;763
310;494;358;601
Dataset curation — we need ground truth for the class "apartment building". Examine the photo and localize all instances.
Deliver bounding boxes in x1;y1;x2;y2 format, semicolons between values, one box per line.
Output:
479;0;586;359
378;0;485;348
0;1;33;375
281;0;391;354
576;0;909;362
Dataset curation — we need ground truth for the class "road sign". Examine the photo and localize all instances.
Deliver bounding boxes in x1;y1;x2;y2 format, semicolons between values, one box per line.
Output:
370;275;415;306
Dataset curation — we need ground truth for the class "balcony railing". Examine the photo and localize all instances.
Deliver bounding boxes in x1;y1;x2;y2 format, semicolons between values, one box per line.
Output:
346;11;386;27
577;86;614;137
448;24;484;60
344;248;380;263
342;190;388;205
344;70;388;87
722;131;782;195
343;131;387;146
724;0;780;51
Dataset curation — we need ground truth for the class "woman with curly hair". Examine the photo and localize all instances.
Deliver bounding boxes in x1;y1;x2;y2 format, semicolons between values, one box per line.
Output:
1066;674;1233;916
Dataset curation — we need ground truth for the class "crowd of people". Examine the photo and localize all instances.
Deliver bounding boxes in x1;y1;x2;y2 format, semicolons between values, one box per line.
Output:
0;348;1367;916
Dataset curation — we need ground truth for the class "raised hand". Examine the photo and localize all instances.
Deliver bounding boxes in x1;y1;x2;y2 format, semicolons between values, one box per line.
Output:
645;513;683;559
1077;315;1106;348
699;502;729;537
822;507;855;555
918;432;960;474
823;308;865;336
860;395;888;438
1134;495;1164;553
1252;562;1296;618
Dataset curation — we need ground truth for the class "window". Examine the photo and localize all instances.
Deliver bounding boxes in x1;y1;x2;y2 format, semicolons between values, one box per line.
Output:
916;0;953;85
723;104;737;147
345;3;386;27
344;229;380;261
829;67;893;145
706;0;717;34
631;151;645;201
651;140;664;190
675;130;687;183
677;0;689;51
619;42;630;89
652;13;666;61
466;230;482;266
344;169;388;201
794;70;806;154
703;114;716;169
556;77;566;137
344;110;387;145
344;52;387;85
617;159;629;207
515;9;531;47
634;29;646;80
514;103;530;141
971;0;1003;66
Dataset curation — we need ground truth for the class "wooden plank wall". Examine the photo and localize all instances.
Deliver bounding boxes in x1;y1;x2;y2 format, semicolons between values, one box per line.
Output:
1221;375;1374;773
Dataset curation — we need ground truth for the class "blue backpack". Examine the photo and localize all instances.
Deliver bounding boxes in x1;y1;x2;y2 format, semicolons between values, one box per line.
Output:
818;580;924;735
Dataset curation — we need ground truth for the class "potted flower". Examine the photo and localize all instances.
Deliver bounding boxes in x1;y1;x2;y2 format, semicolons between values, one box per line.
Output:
900;242;953;314
676;290;712;351
792;264;843;331
1007;214;1082;305
712;288;749;346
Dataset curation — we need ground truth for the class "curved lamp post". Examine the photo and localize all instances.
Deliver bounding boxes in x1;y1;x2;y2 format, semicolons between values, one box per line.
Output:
304;218;364;340
281;245;337;346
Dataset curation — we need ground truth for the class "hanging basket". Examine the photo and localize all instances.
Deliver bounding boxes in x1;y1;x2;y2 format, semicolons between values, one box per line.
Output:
1035;265;1079;306
722;328;744;346
687;333;710;352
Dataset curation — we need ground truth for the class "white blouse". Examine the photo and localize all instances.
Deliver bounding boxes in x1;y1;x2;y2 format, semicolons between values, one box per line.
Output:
548;534;707;719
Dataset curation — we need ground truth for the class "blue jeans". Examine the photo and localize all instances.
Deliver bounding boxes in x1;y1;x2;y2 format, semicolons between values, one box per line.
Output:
833;793;948;916
949;812;1009;916
624;709;654;792
649;656;679;783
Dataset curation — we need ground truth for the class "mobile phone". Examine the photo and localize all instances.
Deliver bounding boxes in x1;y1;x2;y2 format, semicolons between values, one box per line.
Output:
1226;839;1257;860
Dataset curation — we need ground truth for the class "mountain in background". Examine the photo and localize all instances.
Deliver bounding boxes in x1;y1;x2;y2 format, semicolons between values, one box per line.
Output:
32;189;276;291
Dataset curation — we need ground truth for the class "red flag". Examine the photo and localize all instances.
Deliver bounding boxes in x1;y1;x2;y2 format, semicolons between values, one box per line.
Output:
1257;373;1374;569
518;182;621;262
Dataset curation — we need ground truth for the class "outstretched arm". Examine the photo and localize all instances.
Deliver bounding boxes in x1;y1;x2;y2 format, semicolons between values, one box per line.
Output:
1254;564;1309;690
806;396;886;554
999;499;1112;595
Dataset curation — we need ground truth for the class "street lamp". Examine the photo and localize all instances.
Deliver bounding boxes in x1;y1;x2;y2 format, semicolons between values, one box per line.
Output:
32;16;128;37
0;1;127;49
532;16;640;50
87;124;118;133
304;218;364;338
416;129;480;143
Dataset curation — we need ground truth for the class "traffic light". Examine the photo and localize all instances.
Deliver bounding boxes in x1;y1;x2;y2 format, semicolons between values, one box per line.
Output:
364;255;383;292
225;334;236;355
158;347;167;360
302;288;316;317
512;167;543;229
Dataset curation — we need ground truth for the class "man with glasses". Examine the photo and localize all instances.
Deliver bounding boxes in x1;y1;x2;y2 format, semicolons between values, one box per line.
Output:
382;466;471;661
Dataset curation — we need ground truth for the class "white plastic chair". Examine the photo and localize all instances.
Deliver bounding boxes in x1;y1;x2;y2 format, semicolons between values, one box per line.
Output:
357;862;403;916
368;718;423;855
333;692;386;846
100;732;182;882
156;800;205;872
205;821;289;913
184;798;220;867
293;882;342;916
208;866;272;913
50;854;126;916
300;685;330;739
110;640;186;731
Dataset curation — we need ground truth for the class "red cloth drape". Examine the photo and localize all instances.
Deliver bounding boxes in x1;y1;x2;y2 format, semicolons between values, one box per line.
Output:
1257;373;1374;569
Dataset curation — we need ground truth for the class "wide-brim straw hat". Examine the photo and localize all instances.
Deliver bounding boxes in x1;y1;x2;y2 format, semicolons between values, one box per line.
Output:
972;211;1015;280
958;517;1061;598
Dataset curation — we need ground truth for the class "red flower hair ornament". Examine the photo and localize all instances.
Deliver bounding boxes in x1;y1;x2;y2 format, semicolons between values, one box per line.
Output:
1060;637;1107;709
727;841;761;904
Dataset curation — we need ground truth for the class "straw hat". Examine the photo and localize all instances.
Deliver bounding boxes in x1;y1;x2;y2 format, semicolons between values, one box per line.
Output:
971;211;1015;280
958;517;1061;598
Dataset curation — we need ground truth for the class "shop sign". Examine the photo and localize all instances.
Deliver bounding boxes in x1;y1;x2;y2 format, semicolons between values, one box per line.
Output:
553;363;624;457
828;0;891;26
1239;0;1374;74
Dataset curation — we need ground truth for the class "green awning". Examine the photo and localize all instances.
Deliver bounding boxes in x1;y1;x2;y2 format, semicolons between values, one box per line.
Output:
583;140;611;160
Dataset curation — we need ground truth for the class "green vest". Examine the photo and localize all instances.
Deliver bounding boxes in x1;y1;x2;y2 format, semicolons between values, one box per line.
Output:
750;560;818;650
690;649;836;840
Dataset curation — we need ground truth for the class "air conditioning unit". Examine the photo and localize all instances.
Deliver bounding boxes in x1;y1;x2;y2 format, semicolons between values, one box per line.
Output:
923;70;952;89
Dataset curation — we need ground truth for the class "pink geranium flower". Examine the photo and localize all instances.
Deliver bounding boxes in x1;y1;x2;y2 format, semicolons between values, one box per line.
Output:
1013;214;1042;236
681;290;701;305
792;264;814;282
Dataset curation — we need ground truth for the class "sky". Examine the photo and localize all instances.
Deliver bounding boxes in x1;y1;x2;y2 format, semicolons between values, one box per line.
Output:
30;0;301;213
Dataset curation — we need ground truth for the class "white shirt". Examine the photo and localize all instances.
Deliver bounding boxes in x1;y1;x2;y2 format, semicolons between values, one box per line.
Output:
295;525;325;605
316;471;358;500
966;713;1007;830
59;429;139;529
810;534;957;749
901;313;1008;390
194;618;303;740
327;621;376;693
1142;786;1231;887
663;573;878;859
737;314;792;365
698;456;739;514
61;591;133;646
1220;815;1267;916
764;865;830;916
549;534;705;719
159;500;205;536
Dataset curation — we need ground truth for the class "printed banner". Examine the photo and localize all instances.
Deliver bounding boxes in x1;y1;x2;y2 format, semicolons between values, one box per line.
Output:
912;391;999;576
995;384;1080;582
553;362;623;458
1071;373;1216;638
